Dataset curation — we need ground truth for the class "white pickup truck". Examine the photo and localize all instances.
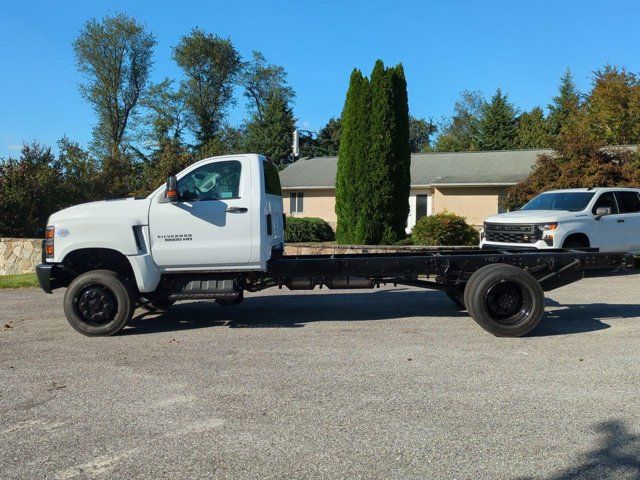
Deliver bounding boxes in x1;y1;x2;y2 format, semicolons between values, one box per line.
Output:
36;155;634;338
481;188;640;252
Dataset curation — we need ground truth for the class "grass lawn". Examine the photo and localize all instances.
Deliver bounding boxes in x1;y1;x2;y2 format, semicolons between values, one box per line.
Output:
0;273;39;288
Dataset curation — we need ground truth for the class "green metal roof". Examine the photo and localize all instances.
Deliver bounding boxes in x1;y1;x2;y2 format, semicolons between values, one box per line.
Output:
279;149;550;189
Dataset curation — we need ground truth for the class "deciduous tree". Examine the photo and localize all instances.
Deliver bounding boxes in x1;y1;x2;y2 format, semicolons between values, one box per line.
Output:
435;91;485;152
173;29;242;148
240;51;295;121
73;13;155;159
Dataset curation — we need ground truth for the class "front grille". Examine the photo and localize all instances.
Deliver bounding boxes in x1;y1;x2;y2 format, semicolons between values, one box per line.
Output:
484;223;540;244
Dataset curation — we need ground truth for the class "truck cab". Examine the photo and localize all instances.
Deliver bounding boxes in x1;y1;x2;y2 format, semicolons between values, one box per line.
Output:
480;187;640;252
37;154;284;335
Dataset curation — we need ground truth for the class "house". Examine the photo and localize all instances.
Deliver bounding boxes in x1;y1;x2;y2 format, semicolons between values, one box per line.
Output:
279;148;548;230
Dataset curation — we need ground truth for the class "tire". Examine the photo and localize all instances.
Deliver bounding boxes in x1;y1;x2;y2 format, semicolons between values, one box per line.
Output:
463;263;503;314
444;289;466;309
466;264;545;337
139;296;175;312
63;270;134;336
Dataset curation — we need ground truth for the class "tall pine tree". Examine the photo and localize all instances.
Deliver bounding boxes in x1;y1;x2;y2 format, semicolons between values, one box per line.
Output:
335;61;410;244
547;69;581;136
244;91;295;163
476;88;518;150
516;107;551;148
335;70;370;243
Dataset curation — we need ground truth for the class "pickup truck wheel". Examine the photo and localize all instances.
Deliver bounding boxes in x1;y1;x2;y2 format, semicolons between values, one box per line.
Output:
466;264;545;337
63;270;134;336
139;296;175;312
444;289;466;309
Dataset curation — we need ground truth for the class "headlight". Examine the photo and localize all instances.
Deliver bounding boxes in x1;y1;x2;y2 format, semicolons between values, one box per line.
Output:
537;222;558;231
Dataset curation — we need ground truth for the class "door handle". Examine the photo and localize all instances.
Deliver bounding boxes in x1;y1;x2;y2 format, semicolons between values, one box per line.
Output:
617;219;625;223
226;207;248;213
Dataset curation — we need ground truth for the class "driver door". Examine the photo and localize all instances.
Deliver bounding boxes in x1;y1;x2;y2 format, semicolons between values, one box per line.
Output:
148;157;253;270
591;191;627;252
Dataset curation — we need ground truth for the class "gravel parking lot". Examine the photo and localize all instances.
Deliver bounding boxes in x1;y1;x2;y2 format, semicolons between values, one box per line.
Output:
1;273;639;479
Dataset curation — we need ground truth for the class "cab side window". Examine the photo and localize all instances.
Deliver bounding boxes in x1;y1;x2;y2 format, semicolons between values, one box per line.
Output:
592;192;618;214
615;191;640;213
178;161;242;201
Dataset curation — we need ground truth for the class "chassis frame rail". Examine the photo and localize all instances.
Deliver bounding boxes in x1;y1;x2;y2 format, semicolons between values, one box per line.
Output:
267;249;635;291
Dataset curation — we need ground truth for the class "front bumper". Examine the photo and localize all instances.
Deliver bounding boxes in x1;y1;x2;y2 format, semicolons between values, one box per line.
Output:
480;239;553;250
36;263;59;294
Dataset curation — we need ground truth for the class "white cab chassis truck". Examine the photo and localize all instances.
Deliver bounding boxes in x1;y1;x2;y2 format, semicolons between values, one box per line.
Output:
37;154;634;338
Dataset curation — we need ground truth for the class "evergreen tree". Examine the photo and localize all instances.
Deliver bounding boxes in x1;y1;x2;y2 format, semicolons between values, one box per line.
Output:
316;117;342;156
359;60;396;243
243;91;295;163
336;61;411;244
476;88;518;150
547;69;581;136
516;107;551;148
389;65;411;240
335;70;370;243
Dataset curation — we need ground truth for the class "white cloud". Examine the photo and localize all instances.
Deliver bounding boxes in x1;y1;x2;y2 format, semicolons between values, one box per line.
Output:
6;144;21;151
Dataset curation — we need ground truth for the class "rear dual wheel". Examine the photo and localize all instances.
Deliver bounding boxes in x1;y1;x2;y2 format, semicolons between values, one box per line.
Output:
464;264;545;337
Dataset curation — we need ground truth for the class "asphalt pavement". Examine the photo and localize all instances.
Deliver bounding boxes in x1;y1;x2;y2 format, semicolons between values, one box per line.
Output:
1;273;639;479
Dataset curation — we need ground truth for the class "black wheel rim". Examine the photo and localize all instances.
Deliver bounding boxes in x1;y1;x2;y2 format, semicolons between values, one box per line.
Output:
484;280;532;325
75;284;117;326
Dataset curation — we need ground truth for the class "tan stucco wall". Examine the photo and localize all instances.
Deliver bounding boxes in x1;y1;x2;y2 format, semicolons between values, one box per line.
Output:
432;187;506;226
282;186;507;228
284;189;337;226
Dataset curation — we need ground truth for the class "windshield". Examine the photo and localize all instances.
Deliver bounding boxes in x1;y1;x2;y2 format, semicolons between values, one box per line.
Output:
521;192;595;212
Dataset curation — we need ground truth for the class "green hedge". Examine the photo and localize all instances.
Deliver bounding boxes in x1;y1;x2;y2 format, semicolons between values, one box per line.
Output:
412;212;479;246
285;217;335;243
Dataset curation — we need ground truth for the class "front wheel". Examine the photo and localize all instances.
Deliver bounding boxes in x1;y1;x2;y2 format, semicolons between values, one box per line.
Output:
63;270;134;336
465;264;545;337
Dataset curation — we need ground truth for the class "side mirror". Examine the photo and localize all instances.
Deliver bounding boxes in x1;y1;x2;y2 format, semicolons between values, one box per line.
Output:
594;206;611;219
166;176;179;202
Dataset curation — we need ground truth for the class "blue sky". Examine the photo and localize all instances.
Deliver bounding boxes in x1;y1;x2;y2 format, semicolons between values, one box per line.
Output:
1;0;639;157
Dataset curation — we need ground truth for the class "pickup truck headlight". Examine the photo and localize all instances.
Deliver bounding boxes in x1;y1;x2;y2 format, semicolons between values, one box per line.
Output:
537;223;557;246
44;225;55;259
537;223;558;231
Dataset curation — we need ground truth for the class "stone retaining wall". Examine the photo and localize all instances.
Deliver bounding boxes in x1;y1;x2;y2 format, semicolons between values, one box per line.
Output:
284;243;477;255
0;239;42;275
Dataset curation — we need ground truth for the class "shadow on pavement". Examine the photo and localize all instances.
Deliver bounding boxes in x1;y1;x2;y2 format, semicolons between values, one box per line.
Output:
533;298;640;336
519;419;640;479
123;288;640;337
124;289;464;335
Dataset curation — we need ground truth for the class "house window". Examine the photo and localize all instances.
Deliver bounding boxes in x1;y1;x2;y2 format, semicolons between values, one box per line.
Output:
416;195;429;221
290;192;304;213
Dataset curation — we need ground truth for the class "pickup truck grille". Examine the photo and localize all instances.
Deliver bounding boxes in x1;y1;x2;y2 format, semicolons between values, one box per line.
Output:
484;223;540;244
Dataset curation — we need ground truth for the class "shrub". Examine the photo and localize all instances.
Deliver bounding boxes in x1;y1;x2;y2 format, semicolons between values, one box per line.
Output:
285;217;335;243
412;212;479;246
